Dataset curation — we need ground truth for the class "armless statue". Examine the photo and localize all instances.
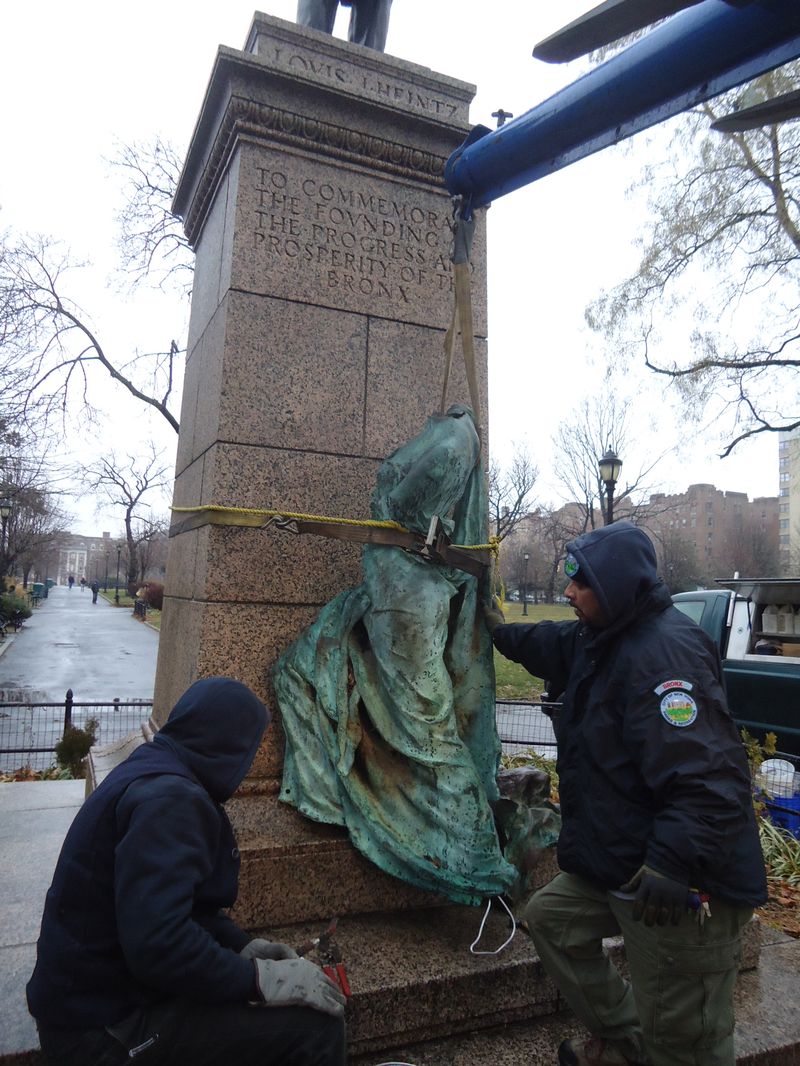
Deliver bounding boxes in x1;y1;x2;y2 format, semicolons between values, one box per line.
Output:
274;405;519;903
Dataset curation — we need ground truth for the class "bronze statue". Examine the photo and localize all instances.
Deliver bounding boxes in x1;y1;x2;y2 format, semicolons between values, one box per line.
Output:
297;0;393;51
274;406;517;904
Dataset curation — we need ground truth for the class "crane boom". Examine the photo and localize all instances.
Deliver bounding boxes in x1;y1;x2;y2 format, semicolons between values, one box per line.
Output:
444;0;800;212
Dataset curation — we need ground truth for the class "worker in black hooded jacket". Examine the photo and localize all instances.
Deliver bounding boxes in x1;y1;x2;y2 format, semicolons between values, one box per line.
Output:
488;522;766;1066
27;676;346;1066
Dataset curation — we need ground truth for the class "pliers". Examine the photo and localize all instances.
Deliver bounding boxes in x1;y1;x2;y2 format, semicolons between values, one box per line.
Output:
296;918;352;998
321;941;351;998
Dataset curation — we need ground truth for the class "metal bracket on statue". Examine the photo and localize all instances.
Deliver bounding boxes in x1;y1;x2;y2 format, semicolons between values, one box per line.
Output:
418;515;490;579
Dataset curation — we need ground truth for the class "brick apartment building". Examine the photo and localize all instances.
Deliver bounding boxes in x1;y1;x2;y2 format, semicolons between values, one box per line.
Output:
641;483;779;587
500;484;779;600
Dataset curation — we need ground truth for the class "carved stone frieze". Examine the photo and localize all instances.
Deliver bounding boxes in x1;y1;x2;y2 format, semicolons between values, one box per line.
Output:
183;95;448;246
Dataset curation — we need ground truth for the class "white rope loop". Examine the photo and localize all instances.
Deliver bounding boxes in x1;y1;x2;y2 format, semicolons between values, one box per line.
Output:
469;895;517;956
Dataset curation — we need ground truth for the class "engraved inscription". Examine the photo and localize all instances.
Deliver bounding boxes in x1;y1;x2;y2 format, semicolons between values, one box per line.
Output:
254;167;455;304
269;46;459;119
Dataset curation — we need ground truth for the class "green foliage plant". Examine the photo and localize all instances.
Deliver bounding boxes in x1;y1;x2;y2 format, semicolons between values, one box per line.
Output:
740;728;778;817
54;717;99;778
0;591;32;621
759;817;800;888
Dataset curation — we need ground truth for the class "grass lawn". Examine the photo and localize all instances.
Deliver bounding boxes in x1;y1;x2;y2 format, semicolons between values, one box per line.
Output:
100;589;136;608
494;601;574;699
99;589;162;630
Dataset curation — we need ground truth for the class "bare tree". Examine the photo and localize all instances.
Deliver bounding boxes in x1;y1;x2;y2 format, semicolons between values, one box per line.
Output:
587;65;800;456
0;232;182;433
130;516;169;585
1;138;190;436
488;445;539;541
499;505;583;604
645;526;702;594
82;447;171;593
0;448;67;586
111;137;192;293
552;392;666;530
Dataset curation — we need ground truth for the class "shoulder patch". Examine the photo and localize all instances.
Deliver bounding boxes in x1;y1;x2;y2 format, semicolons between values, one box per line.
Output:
658;690;698;728
654;679;694;696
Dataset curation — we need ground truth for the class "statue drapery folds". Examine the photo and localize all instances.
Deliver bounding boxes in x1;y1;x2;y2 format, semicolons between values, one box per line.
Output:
274;405;517;904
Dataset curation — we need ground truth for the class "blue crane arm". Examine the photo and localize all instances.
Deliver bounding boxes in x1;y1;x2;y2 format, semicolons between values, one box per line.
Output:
444;0;800;213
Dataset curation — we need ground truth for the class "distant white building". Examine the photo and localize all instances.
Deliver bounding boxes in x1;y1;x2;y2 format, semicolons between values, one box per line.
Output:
53;531;117;586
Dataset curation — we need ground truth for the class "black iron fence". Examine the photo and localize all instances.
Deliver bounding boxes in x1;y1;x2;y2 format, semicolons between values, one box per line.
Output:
495;699;559;756
0;689;153;773
494;700;800;838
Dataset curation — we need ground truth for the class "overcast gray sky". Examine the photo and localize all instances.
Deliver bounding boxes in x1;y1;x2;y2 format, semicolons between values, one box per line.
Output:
0;0;780;534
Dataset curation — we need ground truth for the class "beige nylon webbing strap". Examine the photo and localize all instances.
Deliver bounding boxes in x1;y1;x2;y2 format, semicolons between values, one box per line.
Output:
169;507;493;579
442;210;482;428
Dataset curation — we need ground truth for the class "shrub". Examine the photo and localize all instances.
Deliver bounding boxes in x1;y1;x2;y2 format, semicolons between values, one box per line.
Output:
139;582;164;611
0;591;32;621
54;717;99;778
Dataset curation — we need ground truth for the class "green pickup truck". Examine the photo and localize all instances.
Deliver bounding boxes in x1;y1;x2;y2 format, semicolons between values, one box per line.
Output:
672;579;800;756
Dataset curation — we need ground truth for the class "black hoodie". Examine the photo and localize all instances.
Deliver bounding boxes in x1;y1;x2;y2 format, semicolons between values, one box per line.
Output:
27;678;269;1029
493;522;767;906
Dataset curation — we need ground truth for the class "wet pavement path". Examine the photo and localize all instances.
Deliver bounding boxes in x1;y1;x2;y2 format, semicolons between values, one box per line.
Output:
0;584;158;702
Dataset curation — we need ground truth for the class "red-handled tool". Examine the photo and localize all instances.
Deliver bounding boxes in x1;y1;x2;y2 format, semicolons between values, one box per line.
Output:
322;942;351;998
296;917;338;958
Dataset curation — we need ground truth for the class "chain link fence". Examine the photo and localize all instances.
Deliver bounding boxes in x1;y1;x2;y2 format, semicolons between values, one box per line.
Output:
495;699;559;757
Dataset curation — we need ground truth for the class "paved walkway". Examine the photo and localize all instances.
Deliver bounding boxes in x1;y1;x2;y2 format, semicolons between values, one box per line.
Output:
0;584;159;701
0;588;159;1059
0;781;84;1060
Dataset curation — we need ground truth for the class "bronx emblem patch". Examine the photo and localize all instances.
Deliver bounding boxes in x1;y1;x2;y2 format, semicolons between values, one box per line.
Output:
654;680;698;728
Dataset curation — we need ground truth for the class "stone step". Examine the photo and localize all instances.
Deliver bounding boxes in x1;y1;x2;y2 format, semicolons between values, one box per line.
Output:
264;904;560;1057
5;914;793;1065
261;904;765;1059
346;930;800;1066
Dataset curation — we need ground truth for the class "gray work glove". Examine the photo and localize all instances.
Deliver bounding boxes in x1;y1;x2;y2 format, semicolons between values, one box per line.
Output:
483;598;506;634
620;865;688;927
254;957;346;1017
240;938;298;961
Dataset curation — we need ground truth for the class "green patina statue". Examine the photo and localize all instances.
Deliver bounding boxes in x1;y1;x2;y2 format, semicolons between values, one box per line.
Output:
274;405;553;904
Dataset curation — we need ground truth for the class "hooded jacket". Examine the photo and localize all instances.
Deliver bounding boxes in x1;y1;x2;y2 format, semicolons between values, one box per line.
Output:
27;677;269;1029
494;522;767;907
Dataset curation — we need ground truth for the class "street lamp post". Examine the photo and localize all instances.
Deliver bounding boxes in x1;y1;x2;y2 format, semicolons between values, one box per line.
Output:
0;498;12;580
104;552;110;592
115;543;123;604
522;552;530;617
598;448;623;526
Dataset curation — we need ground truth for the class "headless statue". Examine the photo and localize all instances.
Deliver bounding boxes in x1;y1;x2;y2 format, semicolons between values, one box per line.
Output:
297;0;393;51
274;406;518;903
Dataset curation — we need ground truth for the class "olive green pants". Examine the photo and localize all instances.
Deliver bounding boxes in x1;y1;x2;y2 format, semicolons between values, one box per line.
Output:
523;872;753;1066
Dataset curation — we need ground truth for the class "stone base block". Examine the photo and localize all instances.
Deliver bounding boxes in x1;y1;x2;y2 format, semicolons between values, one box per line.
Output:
228;791;561;929
227;793;447;928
